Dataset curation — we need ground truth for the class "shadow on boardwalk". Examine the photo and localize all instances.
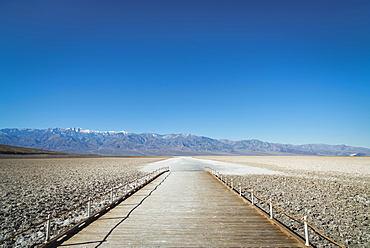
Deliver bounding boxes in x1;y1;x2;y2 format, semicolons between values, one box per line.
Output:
57;169;305;247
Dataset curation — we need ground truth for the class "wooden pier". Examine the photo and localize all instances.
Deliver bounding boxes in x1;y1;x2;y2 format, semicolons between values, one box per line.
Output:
57;171;306;247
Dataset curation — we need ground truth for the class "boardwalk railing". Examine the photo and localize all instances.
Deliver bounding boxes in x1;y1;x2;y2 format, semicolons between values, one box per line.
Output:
0;167;169;248
205;167;346;248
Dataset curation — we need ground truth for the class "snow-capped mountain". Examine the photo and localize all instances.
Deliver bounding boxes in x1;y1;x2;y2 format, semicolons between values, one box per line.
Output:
0;127;369;156
1;127;130;136
65;127;130;135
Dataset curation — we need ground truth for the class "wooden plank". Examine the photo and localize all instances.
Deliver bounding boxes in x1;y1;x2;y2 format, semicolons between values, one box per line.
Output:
58;171;305;247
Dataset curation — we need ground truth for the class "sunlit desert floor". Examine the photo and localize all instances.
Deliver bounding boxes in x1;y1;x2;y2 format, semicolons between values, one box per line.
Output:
196;156;370;247
0;157;167;247
197;156;370;175
1;156;369;247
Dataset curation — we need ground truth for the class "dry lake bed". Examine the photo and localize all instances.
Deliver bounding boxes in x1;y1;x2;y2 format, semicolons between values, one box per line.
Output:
196;156;370;247
0;157;167;247
1;156;369;247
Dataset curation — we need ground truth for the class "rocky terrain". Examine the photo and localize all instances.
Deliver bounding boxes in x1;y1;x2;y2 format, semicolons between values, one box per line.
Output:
1;127;369;156
0;157;167;247
201;156;370;247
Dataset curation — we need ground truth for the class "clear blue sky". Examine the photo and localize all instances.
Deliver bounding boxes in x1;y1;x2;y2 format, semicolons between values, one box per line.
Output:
1;0;369;148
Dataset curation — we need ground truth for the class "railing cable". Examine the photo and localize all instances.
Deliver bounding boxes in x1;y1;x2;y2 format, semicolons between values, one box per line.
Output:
205;167;345;248
0;167;169;246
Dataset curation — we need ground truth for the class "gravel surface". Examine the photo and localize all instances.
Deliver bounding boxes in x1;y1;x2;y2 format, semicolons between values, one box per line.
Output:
0;157;166;247
200;156;370;248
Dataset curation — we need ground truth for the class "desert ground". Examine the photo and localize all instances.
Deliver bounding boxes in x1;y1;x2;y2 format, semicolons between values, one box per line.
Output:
0;157;167;247
1;156;369;247
196;156;370;247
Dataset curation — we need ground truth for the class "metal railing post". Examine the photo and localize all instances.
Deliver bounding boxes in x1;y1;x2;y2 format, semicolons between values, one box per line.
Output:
251;190;254;205
269;199;273;219
239;185;242;196
304;216;310;246
45;215;51;243
0;167;177;247
87;197;91;216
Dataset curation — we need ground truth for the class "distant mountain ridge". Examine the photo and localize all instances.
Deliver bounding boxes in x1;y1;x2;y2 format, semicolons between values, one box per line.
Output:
0;144;95;158
0;127;369;156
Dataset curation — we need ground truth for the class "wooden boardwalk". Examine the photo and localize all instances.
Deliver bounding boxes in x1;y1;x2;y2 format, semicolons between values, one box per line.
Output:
58;171;305;247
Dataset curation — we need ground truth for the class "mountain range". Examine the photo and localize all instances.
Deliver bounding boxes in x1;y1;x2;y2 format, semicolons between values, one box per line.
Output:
0;127;369;156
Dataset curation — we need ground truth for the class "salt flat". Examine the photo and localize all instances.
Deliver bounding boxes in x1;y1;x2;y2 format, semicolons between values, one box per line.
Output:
141;156;280;175
0;157;167;247
195;156;370;176
2;156;369;247
191;156;370;247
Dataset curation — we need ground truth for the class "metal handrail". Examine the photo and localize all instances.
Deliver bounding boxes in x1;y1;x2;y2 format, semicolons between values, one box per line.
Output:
0;167;169;247
205;167;346;248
